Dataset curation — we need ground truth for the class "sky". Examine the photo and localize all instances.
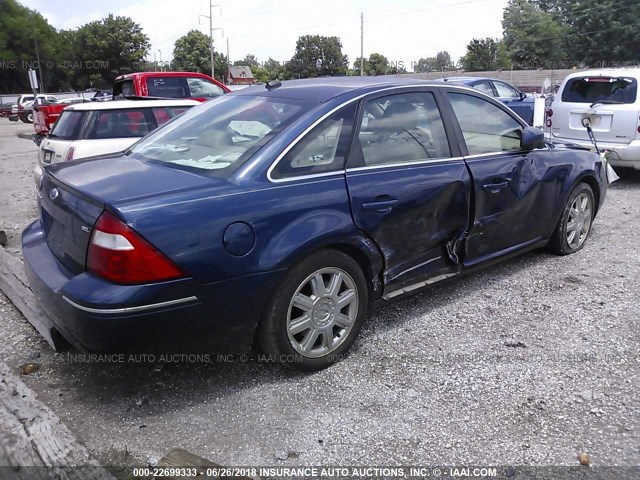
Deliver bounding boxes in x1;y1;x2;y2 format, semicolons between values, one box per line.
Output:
20;0;510;70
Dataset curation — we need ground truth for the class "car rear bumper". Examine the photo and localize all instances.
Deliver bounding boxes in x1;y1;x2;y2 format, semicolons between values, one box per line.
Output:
22;220;282;353
548;137;640;170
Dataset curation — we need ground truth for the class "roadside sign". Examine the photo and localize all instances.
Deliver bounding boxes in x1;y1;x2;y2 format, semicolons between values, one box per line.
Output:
28;69;39;90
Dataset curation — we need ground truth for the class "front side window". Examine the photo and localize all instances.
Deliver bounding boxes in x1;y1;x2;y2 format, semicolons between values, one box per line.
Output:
561;76;638;104
186;78;225;98
130;96;312;176
448;92;522;155
271;103;356;179
358;91;451;166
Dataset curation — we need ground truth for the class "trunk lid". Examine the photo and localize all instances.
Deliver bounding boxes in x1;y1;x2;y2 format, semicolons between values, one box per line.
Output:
40;154;232;273
38;174;103;274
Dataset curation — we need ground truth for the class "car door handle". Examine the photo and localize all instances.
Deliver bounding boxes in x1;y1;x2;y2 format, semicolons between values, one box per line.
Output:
362;198;399;214
482;181;509;192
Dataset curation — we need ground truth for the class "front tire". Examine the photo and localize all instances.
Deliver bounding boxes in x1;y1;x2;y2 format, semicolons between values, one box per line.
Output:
547;183;595;255
20;113;33;124
258;250;369;372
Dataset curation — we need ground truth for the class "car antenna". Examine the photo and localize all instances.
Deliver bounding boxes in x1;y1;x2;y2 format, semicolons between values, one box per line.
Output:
265;80;282;91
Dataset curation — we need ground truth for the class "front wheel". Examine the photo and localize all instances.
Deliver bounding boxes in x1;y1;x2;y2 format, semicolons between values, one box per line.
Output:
258;250;368;372
547;183;595;255
20;113;33;124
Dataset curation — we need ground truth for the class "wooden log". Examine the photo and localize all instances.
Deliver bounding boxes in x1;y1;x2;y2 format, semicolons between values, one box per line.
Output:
0;362;116;480
0;247;57;350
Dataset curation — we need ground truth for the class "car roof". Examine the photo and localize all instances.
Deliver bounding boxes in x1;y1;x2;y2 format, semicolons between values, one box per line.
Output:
562;68;640;80
115;71;213;80
231;76;455;103
63;99;200;111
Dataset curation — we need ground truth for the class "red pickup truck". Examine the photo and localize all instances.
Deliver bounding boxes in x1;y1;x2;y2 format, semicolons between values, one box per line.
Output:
34;71;230;141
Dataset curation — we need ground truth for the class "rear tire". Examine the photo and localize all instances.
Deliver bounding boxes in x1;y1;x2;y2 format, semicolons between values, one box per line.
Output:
257;250;368;372
20;113;32;124
547;183;595;255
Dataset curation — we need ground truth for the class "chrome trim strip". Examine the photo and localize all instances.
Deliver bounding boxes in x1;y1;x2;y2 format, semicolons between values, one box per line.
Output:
347;156;464;173
62;295;199;314
266;83;451;184
395;256;442;278
464;150;528;160
383;272;458;300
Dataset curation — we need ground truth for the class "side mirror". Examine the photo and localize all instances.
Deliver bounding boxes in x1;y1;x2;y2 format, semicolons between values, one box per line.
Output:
521;126;545;150
519;91;527;101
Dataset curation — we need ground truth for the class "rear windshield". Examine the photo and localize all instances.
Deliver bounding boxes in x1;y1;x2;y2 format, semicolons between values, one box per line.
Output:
129;96;312;176
84;106;194;139
50;111;85;140
561;76;638;104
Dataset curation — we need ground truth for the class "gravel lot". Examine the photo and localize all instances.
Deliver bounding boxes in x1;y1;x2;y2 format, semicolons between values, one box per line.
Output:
0;120;638;474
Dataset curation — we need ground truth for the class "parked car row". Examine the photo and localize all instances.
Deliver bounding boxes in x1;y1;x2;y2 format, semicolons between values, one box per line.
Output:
22;75;609;371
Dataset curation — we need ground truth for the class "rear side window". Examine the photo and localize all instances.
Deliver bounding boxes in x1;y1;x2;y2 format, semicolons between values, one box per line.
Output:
448;92;522;155
561;76;638;104
272;103;357;179
146;77;188;98
113;80;134;98
50;111;84;140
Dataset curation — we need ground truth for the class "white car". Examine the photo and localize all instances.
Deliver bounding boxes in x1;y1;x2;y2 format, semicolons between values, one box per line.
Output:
11;94;59;123
34;99;199;185
546;69;640;170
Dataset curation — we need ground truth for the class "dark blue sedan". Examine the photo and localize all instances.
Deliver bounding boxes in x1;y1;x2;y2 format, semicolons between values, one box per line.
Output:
439;77;536;125
23;77;607;371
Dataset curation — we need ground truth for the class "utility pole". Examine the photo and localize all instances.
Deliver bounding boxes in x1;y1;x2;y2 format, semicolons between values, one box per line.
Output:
34;36;45;92
158;49;162;71
360;13;364;76
199;2;222;80
226;37;230;84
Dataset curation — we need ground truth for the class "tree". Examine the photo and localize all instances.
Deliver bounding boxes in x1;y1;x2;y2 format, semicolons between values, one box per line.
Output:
460;38;511;71
0;0;67;92
562;0;640;66
173;30;212;74
234;54;259;69
352;56;370;76
368;53;390;76
414;57;437;73
502;0;569;69
172;30;228;81
285;35;348;78
434;51;454;71
72;14;150;88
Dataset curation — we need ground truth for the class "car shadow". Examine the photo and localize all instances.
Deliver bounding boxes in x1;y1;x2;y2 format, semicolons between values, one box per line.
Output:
39;248;557;418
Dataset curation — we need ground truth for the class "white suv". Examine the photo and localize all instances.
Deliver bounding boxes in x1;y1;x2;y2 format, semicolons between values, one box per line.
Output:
546;69;640;170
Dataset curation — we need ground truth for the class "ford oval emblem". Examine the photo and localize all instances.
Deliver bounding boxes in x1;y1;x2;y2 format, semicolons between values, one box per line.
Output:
49;188;59;200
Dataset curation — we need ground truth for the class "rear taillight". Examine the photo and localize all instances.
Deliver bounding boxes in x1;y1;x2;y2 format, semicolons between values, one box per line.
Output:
546;109;553;118
64;147;75;161
87;211;184;284
546;119;552;128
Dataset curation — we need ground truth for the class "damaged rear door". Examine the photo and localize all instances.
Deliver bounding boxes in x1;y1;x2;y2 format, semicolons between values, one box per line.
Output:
345;89;472;295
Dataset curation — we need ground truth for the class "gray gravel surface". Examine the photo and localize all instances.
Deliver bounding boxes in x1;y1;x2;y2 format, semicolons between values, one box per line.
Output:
0;121;638;473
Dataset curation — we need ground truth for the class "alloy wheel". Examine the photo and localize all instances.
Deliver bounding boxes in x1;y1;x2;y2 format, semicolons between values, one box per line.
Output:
566;192;592;249
286;267;359;358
